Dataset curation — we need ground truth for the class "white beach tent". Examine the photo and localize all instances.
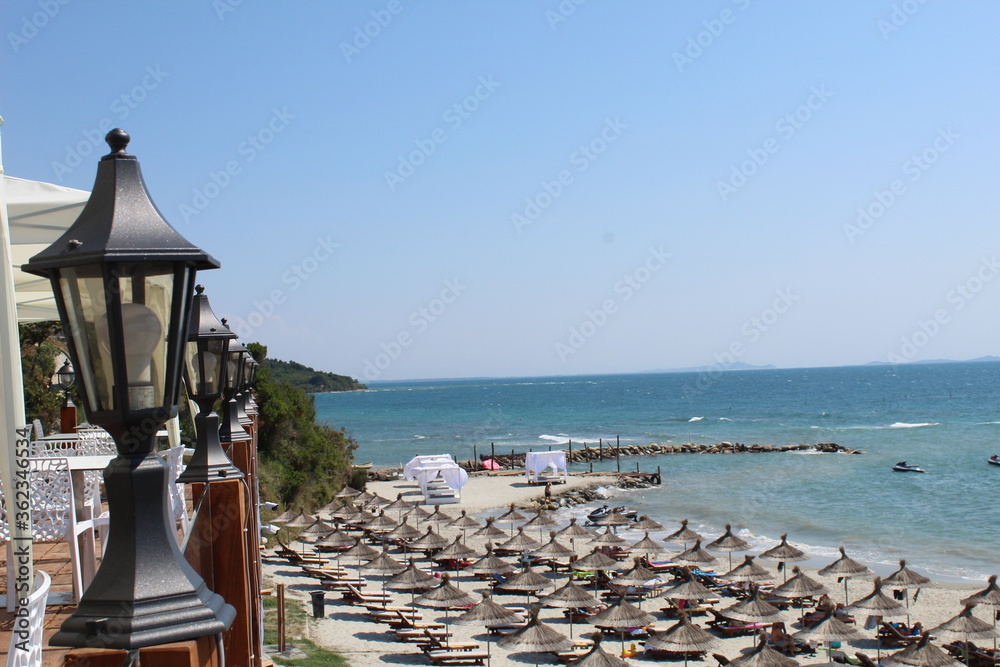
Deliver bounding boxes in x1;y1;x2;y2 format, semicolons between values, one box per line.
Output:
403;454;468;504
525;450;568;484
0;126;90;610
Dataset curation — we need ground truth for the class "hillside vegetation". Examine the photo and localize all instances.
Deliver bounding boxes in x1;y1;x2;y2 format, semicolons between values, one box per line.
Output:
249;343;364;508
263;357;366;393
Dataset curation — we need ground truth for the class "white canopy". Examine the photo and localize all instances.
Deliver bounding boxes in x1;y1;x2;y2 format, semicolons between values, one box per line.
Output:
525;450;567;483
3;175;88;322
0;149;89;610
403;454;469;497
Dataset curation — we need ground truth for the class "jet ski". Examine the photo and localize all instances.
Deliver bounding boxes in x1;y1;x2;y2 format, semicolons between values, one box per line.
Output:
988;454;1000;467
892;461;926;473
587;505;638;523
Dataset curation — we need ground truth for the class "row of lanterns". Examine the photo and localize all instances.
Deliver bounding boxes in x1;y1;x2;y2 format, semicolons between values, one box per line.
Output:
23;130;257;650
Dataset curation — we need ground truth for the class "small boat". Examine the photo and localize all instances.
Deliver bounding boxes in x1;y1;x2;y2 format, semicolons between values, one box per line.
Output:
988;455;1000;467
587;505;638;523
892;461;926;473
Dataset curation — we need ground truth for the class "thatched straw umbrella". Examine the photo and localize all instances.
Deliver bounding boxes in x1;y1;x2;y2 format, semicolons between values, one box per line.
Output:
530;532;576;562
473;517;508;541
572;633;629;667
498;566;556;605
707;524;751;570
453;593;524;665
793;612;863;663
434;536;480;584
632;532;666;559
930;605;1000;665
590;595;656;655
573;548;620;594
846;577;907;658
360;547;406;604
728;635;800;667
341;537;379;568
329;502;360;523
384;559;438;606
382;492;413;519
645;611;719;667
881;632;963;667
350;508;377;527
284;511;317;528
772;566;828;627
384;516;422;546
498;505;527;535
664;519;703;549
271;507;298;523
819;547;874;604
611;559;657;588
354;490;377;506
556;517;594;552
448;509;482;540
631;515;665;533
673;540;719;570
497;606;573;666
591;526;628;547
413;573;478;626
404;503;431;522
363;510;398;534
962;575;1000;611
722;588;784;625
524;509;559;541
883;560;932;623
759;534;808;582
316;498;343;517
313;528;355;565
409;525;450;553
722;555;773;584
498;526;541;554
663;568;716;604
538;575;601;638
466;544;517;578
424;505;454;527
335;485;362;499
598;511;635;533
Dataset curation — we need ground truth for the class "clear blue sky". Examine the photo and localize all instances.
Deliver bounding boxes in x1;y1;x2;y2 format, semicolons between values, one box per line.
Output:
5;1;1000;381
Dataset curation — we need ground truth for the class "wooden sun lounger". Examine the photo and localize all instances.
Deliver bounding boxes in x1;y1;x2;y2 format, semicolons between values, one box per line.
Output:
426;650;489;665
391;609;446;630
395;628;451;642
418;630;482;653
369;609;423;623
879;622;923;648
708;611;771;637
342;583;391;604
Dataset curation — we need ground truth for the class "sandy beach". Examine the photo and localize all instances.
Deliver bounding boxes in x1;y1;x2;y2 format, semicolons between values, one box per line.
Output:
261;473;991;667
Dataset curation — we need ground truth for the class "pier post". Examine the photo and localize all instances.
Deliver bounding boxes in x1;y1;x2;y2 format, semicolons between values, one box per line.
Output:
491;442;495;463
474;445;477;462
511;449;515;469
616;444;620;473
599;439;603;461
569;440;572;461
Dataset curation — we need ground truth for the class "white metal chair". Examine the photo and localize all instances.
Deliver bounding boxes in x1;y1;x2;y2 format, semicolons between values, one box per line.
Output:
5;570;50;667
1;458;105;603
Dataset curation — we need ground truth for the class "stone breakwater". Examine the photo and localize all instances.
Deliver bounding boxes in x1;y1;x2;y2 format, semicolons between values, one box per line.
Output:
509;441;859;467
366;442;860;480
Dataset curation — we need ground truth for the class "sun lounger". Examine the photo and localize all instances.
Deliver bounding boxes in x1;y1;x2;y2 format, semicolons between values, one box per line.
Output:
392;609;446;630
369;609;423;623
426;650;489;665
342;583;391;604
395;628;451;642
708;610;771;637
855;653;879;667
418;630;482;653
879;623;922;648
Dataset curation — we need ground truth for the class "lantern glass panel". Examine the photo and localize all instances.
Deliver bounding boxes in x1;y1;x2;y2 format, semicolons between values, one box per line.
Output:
185;338;225;398
225;347;245;391
59;262;178;413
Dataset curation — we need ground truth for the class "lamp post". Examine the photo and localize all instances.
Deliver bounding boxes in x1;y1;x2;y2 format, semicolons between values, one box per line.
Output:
177;285;243;483
54;359;77;433
235;351;256;426
23;129;235;649
218;332;251;445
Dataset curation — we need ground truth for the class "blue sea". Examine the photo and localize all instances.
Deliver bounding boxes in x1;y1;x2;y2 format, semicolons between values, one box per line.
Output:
313;363;1000;582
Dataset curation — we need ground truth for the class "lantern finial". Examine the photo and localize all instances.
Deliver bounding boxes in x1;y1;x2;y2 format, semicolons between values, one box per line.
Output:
106;128;130;154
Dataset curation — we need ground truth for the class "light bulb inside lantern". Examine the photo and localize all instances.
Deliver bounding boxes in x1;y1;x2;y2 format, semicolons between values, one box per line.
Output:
199;349;220;394
97;302;163;410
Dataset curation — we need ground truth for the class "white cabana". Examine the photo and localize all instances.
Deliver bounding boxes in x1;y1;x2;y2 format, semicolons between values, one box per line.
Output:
525;450;568;485
403;454;468;505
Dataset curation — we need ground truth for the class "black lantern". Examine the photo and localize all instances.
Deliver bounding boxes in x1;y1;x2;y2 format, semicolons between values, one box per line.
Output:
55;359;75;388
177;285;243;483
218;331;251;444
23;130;235;649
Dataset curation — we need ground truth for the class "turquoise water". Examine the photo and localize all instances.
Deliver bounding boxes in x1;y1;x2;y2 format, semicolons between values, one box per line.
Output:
313;363;1000;581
